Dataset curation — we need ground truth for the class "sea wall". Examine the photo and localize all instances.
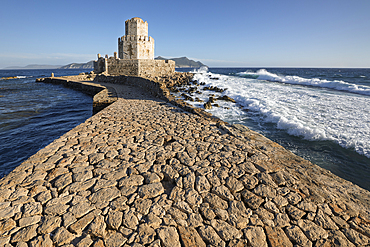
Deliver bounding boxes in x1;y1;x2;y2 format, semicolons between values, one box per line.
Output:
0;74;369;246
36;76;117;114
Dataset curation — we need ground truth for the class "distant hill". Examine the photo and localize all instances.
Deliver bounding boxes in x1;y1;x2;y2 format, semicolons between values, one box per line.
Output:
3;57;206;70
155;56;206;68
4;64;62;70
59;61;94;69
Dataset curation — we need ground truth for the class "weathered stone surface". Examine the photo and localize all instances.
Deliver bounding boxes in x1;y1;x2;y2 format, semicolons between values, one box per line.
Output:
241;190;264;210
225;176;244;193
53;227;75;246
342;228;370;246
212;185;234;201
328;230;356;247
88;153;105;165
253;184;276;198
35;190;52;204
195;176;211;193
137;224;156;245
10;224;38;243
203;192;228;210
75;234;94;247
44;203;69;216
110;196;128;211
210;219;242;241
157;226;181;247
286;204;306;220
297;201;317;213
285;192;302;205
89;187;121;208
198;225;225;247
54;173;73;190
106;210;123;230
92;178;116;193
298;219;328;242
284;225;312;247
133;198;152;215
178;226;206;247
243;226;267;247
105;231;127;247
29;234;53;247
264;201;280;214
122;209;138;230
0;218;16;234
72;168;93;183
274;213;290;228
177;152;194;166
63;212;77;228
18;215;41;227
118;175;144;188
138;182;164;199
314;210;339;230
264;225;293;247
38;215;62;234
0;204;21;220
69;209;100;235
228;200;251;218
68;201;94;218
87;215;106;238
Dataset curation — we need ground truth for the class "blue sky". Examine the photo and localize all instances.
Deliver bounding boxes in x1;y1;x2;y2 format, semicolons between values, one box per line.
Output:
0;0;369;68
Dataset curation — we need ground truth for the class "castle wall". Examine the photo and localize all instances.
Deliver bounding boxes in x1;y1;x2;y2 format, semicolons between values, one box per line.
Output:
137;59;175;77
103;58;175;77
121;36;154;60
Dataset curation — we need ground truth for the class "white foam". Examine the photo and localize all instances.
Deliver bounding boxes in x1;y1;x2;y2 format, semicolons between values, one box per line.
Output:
188;69;370;158
237;69;370;96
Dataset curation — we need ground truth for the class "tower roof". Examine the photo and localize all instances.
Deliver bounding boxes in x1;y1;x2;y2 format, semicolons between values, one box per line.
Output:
126;17;145;23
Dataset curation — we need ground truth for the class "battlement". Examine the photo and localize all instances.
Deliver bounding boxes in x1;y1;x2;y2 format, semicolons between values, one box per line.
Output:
119;35;153;42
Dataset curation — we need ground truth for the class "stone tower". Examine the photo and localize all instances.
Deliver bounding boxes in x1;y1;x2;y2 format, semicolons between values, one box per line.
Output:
118;17;155;60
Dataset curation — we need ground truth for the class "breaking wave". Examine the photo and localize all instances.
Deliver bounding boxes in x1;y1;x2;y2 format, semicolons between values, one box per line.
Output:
237;69;370;96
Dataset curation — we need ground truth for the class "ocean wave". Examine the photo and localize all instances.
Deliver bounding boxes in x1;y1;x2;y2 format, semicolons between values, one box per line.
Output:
237;69;370;96
190;69;370;158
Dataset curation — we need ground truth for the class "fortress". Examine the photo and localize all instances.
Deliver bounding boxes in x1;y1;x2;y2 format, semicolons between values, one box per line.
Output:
94;17;175;77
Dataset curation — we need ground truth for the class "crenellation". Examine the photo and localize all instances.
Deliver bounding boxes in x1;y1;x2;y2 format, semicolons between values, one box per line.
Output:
94;17;174;77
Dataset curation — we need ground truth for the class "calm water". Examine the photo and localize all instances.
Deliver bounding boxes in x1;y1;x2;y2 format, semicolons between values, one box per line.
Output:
177;67;370;191
0;69;93;178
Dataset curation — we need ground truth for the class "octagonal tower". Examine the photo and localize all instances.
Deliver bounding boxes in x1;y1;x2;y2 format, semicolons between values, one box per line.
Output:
118;17;154;60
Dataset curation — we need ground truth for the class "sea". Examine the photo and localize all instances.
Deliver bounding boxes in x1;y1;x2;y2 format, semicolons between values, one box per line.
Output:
0;69;92;178
0;67;369;191
176;67;370;191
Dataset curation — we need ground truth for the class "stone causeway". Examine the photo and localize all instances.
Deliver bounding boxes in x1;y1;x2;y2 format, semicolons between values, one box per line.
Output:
1;74;370;246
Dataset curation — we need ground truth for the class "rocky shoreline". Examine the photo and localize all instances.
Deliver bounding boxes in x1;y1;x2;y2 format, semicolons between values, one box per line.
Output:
0;73;369;246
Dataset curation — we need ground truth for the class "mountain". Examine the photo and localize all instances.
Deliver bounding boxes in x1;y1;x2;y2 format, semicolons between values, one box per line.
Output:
4;64;62;70
2;57;206;70
58;60;94;69
155;56;206;68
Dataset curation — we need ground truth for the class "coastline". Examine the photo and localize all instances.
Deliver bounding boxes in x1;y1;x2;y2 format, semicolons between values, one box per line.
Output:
0;73;369;246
